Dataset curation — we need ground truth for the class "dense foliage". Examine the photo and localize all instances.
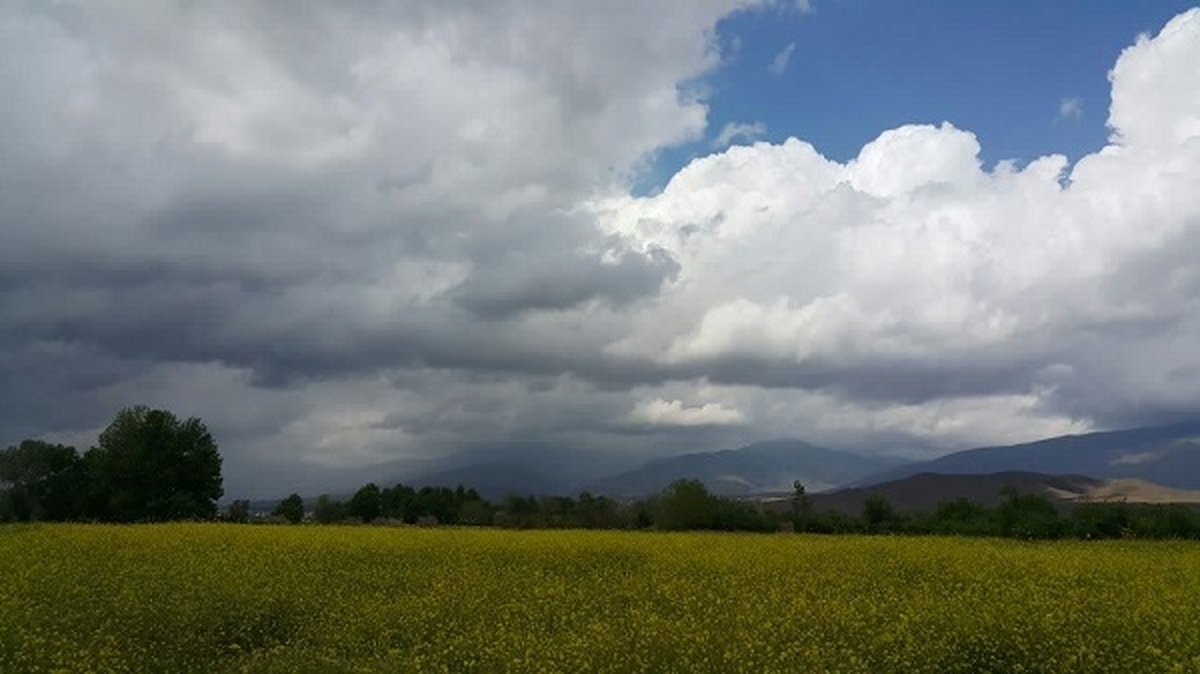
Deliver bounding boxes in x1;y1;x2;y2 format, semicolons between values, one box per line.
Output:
1;524;1198;672
0;406;222;522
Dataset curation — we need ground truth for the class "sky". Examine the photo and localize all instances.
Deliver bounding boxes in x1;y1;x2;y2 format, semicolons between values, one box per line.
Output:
2;1;1199;498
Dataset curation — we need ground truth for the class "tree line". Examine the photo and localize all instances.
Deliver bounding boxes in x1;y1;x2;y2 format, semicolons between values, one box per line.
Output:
787;484;1200;540
258;477;782;532
5;406;1200;540
0;406;222;522
267;477;1200;540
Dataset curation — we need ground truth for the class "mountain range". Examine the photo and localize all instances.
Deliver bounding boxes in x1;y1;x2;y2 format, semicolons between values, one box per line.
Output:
317;422;1200;502
859;423;1200;490
585;439;904;497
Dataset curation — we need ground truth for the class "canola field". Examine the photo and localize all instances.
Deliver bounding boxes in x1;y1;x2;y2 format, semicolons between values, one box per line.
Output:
1;524;1198;673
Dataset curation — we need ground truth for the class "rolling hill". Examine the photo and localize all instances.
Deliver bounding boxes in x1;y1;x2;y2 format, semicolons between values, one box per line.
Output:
755;471;1200;516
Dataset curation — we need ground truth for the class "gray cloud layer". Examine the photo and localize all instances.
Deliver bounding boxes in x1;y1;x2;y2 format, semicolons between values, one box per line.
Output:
2;3;1199;496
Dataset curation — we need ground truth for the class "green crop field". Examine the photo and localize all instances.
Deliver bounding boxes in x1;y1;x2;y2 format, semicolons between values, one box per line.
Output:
1;525;1198;673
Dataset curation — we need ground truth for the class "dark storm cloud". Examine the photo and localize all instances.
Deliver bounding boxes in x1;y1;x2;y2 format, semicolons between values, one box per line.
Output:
452;248;680;318
3;2;1200;496
0;0;757;484
672;353;1044;402
0;343;152;441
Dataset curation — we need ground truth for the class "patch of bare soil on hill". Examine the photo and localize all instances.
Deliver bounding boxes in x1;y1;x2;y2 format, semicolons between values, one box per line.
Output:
1057;479;1200;504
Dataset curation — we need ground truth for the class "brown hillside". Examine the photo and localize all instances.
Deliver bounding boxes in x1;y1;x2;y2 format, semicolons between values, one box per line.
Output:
757;472;1200;515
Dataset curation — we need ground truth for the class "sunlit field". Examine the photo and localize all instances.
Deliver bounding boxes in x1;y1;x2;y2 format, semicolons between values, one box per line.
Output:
1;524;1198;673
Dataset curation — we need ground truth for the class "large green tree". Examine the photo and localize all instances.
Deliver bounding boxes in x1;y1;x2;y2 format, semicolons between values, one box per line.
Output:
88;406;224;522
0;440;86;521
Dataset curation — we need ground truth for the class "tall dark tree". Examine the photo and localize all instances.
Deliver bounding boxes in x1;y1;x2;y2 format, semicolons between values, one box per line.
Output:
380;483;416;521
274;493;305;523
88;406;223;522
0;440;86;521
348;483;382;523
791;480;812;528
413;486;460;524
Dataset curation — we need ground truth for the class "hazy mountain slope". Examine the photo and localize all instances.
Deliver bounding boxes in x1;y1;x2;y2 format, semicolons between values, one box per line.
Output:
588;439;907;497
382;442;633;499
410;463;567;500
859;424;1200;489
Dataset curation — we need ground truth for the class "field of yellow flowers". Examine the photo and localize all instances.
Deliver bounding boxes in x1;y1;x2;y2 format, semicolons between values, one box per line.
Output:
1;524;1198;673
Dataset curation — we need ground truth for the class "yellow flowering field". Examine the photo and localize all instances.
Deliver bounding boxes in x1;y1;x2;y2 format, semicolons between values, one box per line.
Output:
1;524;1197;673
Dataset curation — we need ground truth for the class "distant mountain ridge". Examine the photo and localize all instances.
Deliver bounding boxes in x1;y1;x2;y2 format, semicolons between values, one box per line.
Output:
387;441;627;499
270;423;1200;502
588;439;907;497
859;423;1200;490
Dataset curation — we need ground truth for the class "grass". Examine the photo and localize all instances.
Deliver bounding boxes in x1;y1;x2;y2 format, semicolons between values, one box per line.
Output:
1;524;1198;672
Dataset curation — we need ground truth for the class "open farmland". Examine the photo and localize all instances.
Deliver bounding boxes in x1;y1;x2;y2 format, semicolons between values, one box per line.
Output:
1;525;1198;673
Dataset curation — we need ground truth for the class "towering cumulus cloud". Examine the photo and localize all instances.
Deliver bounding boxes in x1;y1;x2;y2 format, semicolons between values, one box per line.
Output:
595;8;1200;443
0;4;1198;494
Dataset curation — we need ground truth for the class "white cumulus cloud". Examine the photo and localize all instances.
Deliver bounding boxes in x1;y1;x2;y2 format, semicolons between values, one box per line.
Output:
596;7;1200;437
